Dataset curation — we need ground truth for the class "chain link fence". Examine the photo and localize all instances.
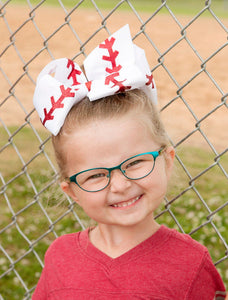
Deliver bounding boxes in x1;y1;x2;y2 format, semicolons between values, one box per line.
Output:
0;0;228;299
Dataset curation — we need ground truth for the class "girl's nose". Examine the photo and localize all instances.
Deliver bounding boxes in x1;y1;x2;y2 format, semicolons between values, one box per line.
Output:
109;169;131;193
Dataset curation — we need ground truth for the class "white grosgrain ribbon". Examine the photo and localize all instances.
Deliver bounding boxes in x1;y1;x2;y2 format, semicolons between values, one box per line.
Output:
33;24;157;136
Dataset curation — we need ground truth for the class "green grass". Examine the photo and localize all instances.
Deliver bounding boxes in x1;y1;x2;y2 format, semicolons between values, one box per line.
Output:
4;0;228;17
0;126;228;298
0;126;93;298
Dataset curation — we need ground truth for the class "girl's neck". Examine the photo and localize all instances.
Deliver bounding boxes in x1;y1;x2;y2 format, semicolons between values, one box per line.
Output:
89;217;160;258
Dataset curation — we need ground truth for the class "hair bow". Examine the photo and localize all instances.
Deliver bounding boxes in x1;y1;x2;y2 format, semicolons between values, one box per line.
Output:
33;24;157;136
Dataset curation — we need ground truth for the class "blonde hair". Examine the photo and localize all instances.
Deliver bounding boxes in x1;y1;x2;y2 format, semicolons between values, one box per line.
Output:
52;89;169;179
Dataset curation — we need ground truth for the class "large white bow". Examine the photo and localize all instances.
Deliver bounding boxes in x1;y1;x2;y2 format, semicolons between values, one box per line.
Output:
33;24;157;135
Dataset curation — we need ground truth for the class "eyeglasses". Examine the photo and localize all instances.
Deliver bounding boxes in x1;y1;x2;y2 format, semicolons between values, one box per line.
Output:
69;147;165;192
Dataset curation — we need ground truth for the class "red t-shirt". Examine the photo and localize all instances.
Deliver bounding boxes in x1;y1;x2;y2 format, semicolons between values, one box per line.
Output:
32;225;226;299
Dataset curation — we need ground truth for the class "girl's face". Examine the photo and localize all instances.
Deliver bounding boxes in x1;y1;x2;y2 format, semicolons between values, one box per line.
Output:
61;112;174;228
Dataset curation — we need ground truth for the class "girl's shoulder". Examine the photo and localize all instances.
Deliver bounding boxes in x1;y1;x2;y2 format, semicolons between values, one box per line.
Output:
160;225;209;259
160;226;223;284
44;229;87;260
163;225;207;249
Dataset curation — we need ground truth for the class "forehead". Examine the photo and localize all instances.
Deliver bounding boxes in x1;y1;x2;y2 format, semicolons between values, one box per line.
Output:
72;111;155;145
63;113;159;173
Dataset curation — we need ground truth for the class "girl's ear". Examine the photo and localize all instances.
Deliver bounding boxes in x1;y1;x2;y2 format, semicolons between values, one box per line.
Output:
60;181;81;205
165;146;175;179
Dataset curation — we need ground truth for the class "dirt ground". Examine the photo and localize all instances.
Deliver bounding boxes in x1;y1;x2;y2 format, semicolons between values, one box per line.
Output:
1;4;227;150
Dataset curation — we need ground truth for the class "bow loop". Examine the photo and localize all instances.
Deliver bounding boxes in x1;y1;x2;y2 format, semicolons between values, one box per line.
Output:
36;58;88;86
33;24;157;135
83;24;135;80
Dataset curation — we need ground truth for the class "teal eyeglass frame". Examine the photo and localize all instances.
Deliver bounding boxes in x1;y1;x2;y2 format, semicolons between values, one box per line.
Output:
69;147;165;192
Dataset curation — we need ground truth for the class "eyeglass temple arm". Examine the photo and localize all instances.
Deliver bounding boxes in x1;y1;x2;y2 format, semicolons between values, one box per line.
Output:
158;146;167;155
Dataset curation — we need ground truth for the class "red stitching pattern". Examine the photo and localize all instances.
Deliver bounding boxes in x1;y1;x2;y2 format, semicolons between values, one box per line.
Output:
99;37;131;93
99;37;121;73
42;85;75;126
67;59;82;86
146;74;154;89
105;73;131;93
85;81;92;91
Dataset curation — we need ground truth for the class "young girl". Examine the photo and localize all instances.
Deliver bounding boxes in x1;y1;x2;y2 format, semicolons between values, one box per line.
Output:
32;25;226;299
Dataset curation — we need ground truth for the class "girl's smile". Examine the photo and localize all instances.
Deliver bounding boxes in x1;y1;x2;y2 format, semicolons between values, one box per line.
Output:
110;194;142;209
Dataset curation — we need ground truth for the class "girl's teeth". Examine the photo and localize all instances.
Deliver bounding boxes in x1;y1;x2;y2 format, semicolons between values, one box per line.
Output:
112;196;140;208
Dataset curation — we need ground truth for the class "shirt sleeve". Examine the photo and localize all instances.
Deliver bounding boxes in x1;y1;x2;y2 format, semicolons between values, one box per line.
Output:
186;250;226;300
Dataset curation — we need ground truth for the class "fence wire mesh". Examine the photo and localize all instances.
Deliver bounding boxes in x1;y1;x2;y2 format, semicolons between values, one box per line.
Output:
0;0;228;298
